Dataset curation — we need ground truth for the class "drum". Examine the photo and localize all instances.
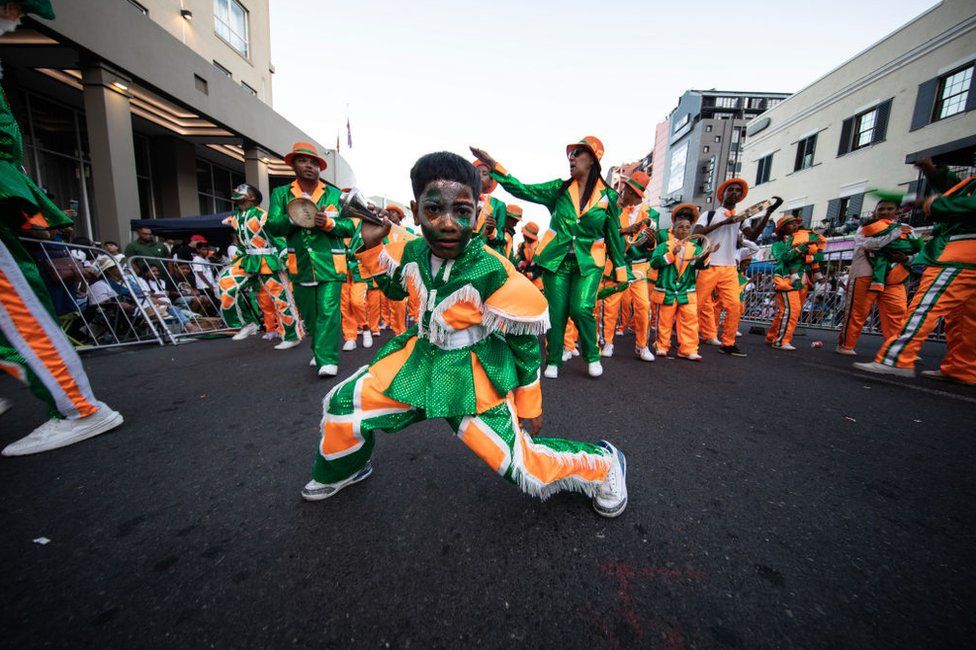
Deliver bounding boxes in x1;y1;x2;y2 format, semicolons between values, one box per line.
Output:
286;197;318;228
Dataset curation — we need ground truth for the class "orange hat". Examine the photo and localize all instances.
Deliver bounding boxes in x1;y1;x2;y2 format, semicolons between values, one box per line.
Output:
386;204;405;216
284;142;327;170
716;177;748;203
506;204;523;220
521;222;540;241
775;214;800;233
623;171;650;198
472;159;486;168
566;135;604;162
671;203;700;221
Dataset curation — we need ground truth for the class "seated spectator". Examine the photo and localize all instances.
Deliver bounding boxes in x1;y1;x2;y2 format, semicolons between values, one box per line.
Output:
89;256;136;315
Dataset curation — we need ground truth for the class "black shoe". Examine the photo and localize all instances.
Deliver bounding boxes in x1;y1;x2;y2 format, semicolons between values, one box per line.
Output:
719;345;747;357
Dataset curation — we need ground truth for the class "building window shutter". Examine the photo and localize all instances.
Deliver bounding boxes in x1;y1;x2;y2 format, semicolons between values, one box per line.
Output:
966;69;976;112
794;141;804;171
837;117;854;156
825;198;840;224
801;205;814;227
872;98;892;143
849;193;864;219
911;78;939;130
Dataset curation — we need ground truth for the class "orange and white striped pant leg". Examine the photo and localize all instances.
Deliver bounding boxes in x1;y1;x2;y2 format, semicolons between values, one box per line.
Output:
876;267;976;371
0;242;99;419
940;294;976;384
311;343;613;499
340;279;367;342
766;291;801;347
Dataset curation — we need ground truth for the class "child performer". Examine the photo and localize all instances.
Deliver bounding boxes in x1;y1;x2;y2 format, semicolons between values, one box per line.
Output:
472;160;508;255
515;222;544;291
301;152;628;517
470;138;632;379
765;215;806;350
219;184;302;349
650;207;717;360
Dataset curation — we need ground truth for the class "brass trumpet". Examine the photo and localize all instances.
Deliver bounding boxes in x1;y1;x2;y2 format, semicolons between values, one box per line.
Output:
339;187;387;226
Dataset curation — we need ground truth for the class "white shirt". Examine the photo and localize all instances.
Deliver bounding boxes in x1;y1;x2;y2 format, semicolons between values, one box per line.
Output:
227;244;239;259
191;255;215;290
87;279;117;305
736;238;760;261
695;208;744;267
849;224;910;280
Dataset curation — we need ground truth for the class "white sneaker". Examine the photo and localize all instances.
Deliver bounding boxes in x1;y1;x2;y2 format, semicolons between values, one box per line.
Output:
572;347;580;357
853;361;914;378
678;353;703;361
232;322;259;341
318;365;338;377
2;401;123;457
342;339;357;351
704;338;721;346
309;358;317;367
0;398;11;416
773;343;797;351
736;331;742;337
636;347;655;362
274;339;302;350
261;331;280;341
835;346;857;356
587;361;603;377
593;441;627;518
544;365;559;379
561;349;573;362
301;462;373;501
601;343;614;358
362;331;373;348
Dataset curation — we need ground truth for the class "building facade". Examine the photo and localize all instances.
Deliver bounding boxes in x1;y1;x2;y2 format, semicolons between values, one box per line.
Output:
741;0;976;231
658;89;790;222
0;0;355;243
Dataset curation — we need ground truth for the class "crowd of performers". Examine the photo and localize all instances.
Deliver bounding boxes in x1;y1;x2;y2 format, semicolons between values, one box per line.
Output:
1;4;974;520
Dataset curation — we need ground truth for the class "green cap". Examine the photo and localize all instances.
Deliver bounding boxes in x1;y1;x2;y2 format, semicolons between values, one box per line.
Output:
230;183;249;200
866;188;905;204
17;1;55;20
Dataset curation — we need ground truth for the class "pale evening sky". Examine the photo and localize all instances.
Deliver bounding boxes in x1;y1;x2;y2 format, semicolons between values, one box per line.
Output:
270;0;936;231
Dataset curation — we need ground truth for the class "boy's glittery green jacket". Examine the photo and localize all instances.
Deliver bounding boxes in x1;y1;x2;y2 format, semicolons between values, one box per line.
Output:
355;237;550;419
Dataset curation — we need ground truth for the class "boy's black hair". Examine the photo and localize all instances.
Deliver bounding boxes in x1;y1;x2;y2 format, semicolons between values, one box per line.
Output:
103;240;119;247
410;152;481;200
672;211;695;224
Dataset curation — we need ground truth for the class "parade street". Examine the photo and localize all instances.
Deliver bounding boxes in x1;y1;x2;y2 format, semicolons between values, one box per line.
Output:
0;330;972;648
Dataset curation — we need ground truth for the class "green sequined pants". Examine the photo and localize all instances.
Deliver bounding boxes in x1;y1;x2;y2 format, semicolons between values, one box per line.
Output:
542;256;601;365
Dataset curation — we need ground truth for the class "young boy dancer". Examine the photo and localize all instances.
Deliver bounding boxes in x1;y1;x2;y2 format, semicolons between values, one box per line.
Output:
766;215;805;350
301;152;628;517
650;208;716;360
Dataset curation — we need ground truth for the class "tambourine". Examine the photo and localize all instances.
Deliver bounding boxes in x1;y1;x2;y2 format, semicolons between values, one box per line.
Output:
286;197;318;228
674;233;711;262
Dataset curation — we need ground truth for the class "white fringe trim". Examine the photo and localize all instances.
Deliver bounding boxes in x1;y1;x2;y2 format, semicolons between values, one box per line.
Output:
428;284;483;346
483;305;551;336
377;248;400;276
510;426;611;501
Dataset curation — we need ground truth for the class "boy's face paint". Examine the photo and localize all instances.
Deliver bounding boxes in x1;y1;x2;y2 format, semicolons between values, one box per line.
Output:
412;180;476;260
673;219;692;239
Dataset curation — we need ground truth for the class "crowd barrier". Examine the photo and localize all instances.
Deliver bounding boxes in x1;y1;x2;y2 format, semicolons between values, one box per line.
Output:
739;238;945;341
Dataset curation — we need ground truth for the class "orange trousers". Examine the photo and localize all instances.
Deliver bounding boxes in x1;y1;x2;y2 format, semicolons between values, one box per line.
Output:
655;299;699;356
365;288;382;334
697;266;741;346
602;280;650;348
340;280;367;341
876;267;976;381
837;276;908;351
564;303;601;351
257;285;280;333
766;291;801;346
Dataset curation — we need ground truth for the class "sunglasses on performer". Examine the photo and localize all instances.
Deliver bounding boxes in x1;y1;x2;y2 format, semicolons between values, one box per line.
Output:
567;148;587;159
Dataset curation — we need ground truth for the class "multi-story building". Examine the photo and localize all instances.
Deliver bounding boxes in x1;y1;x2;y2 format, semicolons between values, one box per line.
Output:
659;89;790;221
741;0;976;231
0;0;355;243
643;117;669;213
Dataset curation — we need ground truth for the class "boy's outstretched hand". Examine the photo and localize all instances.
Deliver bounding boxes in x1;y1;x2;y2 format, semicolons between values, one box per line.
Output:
521;416;543;437
470;147;497;170
359;217;391;251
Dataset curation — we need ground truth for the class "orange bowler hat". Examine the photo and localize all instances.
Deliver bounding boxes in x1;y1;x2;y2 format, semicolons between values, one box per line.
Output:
775;214;801;232
284;142;327;170
716;177;749;203
522;222;540;241
386;204;405;216
671;202;700;221
624;171;650;198
506;204;523;220
567;135;604;161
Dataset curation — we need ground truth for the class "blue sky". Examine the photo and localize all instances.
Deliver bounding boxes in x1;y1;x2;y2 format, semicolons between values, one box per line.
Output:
270;0;936;230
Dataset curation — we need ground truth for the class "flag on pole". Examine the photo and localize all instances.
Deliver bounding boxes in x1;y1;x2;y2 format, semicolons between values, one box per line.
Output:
336;130;340;153
346;116;353;149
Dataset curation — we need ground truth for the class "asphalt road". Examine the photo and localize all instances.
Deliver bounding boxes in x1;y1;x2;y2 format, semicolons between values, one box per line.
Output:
1;327;973;648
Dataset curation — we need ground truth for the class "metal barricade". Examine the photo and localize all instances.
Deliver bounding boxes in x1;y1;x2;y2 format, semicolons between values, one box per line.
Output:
123;255;242;341
19;237;167;350
740;237;945;341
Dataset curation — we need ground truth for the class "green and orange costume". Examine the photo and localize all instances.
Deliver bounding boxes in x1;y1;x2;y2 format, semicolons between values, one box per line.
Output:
309;236;615;499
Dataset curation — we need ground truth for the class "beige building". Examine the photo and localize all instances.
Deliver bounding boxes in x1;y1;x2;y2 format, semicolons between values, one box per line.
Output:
0;0;355;243
741;0;976;231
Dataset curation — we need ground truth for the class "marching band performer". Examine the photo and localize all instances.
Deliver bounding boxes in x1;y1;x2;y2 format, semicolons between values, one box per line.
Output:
0;0;123;456
470;138;632;379
267;143;356;377
473;160;508;255
856;158;976;384
765;215;805;350
301;152;628;518
219;184;302;349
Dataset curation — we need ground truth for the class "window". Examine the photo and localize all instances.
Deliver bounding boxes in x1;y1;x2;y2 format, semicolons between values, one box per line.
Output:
673;113;689;133
853;108;876;150
767;98;783;109
194;74;209;94
748;97;765;109
933;64;973;121
214;0;249;57
703;146;710;153
731;129;741;143
756;153;773;185
714;135;721;143
134;135;155;218
666;142;688;195
197;159;244;214
838;99;892;155
213;61;232;78
716;96;737;109
241;81;257;97
705;125;713;132
794;134;817;171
